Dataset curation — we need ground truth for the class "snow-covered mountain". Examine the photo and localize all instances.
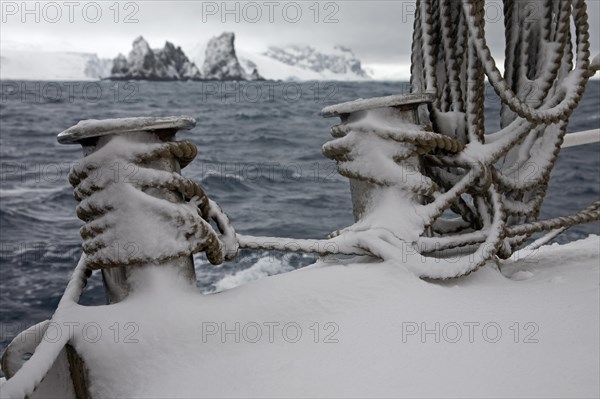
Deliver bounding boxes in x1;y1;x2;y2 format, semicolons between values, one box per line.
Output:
110;37;201;80
261;44;369;80
201;32;262;81
231;45;371;81
0;49;112;81
192;38;370;81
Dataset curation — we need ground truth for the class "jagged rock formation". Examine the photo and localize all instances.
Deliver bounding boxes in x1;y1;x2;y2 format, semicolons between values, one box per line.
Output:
111;54;129;77
202;32;263;81
263;45;369;79
110;37;201;80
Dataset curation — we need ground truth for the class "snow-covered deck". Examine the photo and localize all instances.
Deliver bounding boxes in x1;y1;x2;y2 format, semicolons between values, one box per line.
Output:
8;235;595;398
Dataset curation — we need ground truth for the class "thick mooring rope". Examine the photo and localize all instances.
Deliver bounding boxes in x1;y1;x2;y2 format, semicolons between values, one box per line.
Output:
69;139;238;270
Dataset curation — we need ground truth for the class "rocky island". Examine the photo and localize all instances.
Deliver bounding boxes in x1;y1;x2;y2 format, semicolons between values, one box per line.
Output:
110;37;202;81
109;33;262;81
201;32;263;81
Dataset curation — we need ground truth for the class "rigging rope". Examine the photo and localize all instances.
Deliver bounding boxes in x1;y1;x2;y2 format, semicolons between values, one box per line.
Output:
62;1;596;278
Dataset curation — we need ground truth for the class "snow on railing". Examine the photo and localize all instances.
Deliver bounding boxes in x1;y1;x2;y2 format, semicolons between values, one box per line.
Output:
561;129;600;148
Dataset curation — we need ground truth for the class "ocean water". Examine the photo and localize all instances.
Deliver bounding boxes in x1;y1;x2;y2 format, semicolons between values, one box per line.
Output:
0;80;598;353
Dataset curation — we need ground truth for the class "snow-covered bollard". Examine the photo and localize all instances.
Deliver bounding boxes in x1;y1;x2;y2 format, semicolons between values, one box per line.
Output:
321;94;437;223
58;116;233;303
0;117;237;398
320;95;506;279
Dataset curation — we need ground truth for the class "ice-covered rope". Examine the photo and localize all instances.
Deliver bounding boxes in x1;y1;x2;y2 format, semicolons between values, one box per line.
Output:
319;113;508;278
236;234;366;257
68;137;238;270
463;0;591;124
417;200;600;253
407;0;596;256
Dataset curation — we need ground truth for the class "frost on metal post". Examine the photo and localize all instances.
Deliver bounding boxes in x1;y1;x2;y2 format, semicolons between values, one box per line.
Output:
320;93;503;279
58;116;238;303
0;116;240;398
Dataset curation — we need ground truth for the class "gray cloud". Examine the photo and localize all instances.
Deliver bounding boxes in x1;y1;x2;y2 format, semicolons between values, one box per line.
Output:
1;0;598;67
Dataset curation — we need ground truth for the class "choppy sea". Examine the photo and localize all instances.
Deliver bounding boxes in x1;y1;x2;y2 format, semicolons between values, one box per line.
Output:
1;80;598;354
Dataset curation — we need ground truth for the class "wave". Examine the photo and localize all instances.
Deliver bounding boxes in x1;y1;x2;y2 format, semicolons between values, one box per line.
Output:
0;186;67;198
212;255;295;292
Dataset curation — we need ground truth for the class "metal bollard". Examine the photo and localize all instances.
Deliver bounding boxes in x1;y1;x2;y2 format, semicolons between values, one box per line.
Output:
58;116;198;303
321;94;434;222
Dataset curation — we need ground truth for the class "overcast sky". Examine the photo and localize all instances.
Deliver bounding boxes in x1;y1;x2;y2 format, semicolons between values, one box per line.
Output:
1;0;599;69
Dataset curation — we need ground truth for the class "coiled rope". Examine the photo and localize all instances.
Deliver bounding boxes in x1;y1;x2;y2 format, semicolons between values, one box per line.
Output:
69;138;238;270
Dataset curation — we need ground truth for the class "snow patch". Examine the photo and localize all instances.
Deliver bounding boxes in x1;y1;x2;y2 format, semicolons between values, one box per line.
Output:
0;50;111;81
3;236;599;398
